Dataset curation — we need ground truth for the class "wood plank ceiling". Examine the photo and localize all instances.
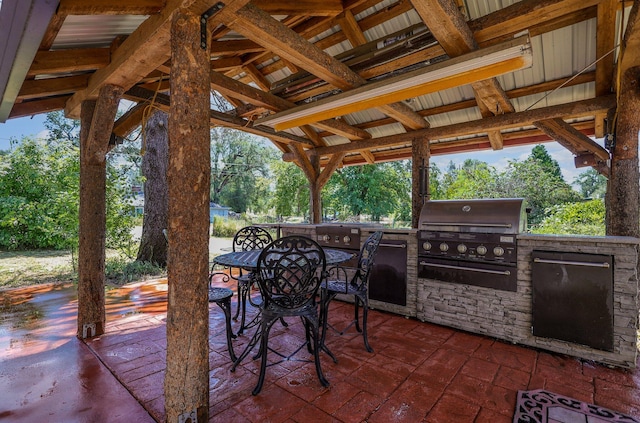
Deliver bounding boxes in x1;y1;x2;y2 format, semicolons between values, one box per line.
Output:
3;0;633;175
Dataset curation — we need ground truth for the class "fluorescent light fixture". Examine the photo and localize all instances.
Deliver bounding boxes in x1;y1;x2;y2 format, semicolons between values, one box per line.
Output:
256;35;533;131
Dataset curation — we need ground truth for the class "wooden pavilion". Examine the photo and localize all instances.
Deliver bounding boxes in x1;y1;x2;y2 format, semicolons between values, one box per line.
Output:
1;1;640;421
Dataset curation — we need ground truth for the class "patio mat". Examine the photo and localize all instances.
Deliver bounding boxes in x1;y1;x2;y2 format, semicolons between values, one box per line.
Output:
513;389;640;423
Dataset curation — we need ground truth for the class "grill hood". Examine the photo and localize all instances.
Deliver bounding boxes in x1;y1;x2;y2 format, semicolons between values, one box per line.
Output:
418;198;527;234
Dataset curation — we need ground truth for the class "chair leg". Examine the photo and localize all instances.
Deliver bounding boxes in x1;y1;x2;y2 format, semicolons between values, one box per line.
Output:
360;295;373;353
232;280;242;321
215;297;237;362
238;282;249;334
319;292;338;363
354;296;362;333
308;316;330;388
252;318;276;396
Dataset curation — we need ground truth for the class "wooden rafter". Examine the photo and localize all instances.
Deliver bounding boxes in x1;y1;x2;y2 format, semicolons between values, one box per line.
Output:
282;96;616;161
123;86;314;146
27;49;111;76
64;0;252;118
534;118;610;175
411;0;514;150
220;2;428;131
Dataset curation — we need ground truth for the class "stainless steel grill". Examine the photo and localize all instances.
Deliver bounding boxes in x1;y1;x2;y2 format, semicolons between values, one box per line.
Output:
417;198;526;291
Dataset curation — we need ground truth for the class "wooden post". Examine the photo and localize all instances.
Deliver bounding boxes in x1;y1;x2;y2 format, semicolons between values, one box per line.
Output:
165;9;211;423
77;84;123;339
411;137;430;228
607;66;640;237
310;153;322;223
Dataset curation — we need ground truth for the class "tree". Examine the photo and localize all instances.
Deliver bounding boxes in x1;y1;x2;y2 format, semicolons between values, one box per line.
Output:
326;162;408;221
0;136;134;251
136;110;168;266
496;158;580;226
210;127;276;213
574;168;607;199
529;144;563;180
441;159;499;199
271;161;309;220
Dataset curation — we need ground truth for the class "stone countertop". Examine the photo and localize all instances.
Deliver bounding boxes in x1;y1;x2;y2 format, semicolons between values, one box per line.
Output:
518;233;640;245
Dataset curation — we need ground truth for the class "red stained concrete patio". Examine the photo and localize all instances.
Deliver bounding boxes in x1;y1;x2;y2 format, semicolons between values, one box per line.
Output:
1;279;640;422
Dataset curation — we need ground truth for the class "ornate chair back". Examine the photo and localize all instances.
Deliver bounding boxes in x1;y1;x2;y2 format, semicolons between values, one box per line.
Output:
233;226;273;252
350;231;383;292
257;236;326;312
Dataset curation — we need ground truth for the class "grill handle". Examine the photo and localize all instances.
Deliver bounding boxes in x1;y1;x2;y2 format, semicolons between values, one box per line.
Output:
420;261;511;276
379;243;406;249
533;257;610;269
421;222;512;228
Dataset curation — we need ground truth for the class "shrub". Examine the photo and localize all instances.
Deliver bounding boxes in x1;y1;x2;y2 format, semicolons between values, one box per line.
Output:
532;199;605;236
211;216;249;237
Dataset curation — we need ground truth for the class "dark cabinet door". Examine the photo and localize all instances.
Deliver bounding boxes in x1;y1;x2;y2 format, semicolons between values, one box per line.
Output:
532;250;614;351
369;240;407;306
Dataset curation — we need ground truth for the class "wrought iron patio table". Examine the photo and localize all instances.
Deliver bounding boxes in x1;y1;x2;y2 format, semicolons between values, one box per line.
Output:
213;246;354;379
213;248;354;270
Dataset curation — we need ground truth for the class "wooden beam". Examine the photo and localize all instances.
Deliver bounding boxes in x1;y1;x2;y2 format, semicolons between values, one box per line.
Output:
241;63;270;91
123;86;315;146
209;70;370;140
64;0;252;118
470;0;602;45
253;0;343;16
533;118;610;163
336;10;367;47
317;152;346;188
17;74;90;100
210;39;264;56
57;0;165;15
112;102;146;138
9;96;70;118
282;96;616;160
27;49;111;76
620;0;640;72
596;0;617;97
222;2;428;130
411;0;513;148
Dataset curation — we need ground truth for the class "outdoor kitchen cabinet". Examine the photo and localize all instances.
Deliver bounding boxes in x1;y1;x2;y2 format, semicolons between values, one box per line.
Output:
531;250;614;352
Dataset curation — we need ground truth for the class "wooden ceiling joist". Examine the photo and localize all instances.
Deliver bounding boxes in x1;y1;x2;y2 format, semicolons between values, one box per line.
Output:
56;0;165;15
284;95;616;161
27;49;111;76
64;0;252;119
18;74;90;100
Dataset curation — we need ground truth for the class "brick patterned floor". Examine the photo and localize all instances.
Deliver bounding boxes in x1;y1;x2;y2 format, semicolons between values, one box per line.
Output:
2;279;640;422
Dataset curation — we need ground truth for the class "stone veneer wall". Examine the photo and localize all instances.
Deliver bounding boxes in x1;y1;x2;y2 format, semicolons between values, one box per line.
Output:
417;234;639;368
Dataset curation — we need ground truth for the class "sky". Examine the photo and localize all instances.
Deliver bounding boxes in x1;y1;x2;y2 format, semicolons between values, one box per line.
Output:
0;113;590;185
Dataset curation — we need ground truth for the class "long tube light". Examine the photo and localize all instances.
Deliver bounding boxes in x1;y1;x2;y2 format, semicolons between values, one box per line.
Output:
256;35;533;131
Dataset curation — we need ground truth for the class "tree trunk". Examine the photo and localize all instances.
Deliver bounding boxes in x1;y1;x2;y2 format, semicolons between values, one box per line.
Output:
136;110;169;267
606;66;640;237
164;9;211;423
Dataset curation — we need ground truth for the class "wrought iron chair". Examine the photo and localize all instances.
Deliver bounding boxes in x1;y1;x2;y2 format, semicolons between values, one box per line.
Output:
229;226;273;334
320;231;383;357
231;236;328;395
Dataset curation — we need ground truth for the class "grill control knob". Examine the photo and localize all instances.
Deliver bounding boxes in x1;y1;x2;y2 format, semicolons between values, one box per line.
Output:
457;244;467;253
476;245;487;255
439;243;449;252
343;235;351;243
322;235;331;242
493;246;505;256
422;241;432;251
